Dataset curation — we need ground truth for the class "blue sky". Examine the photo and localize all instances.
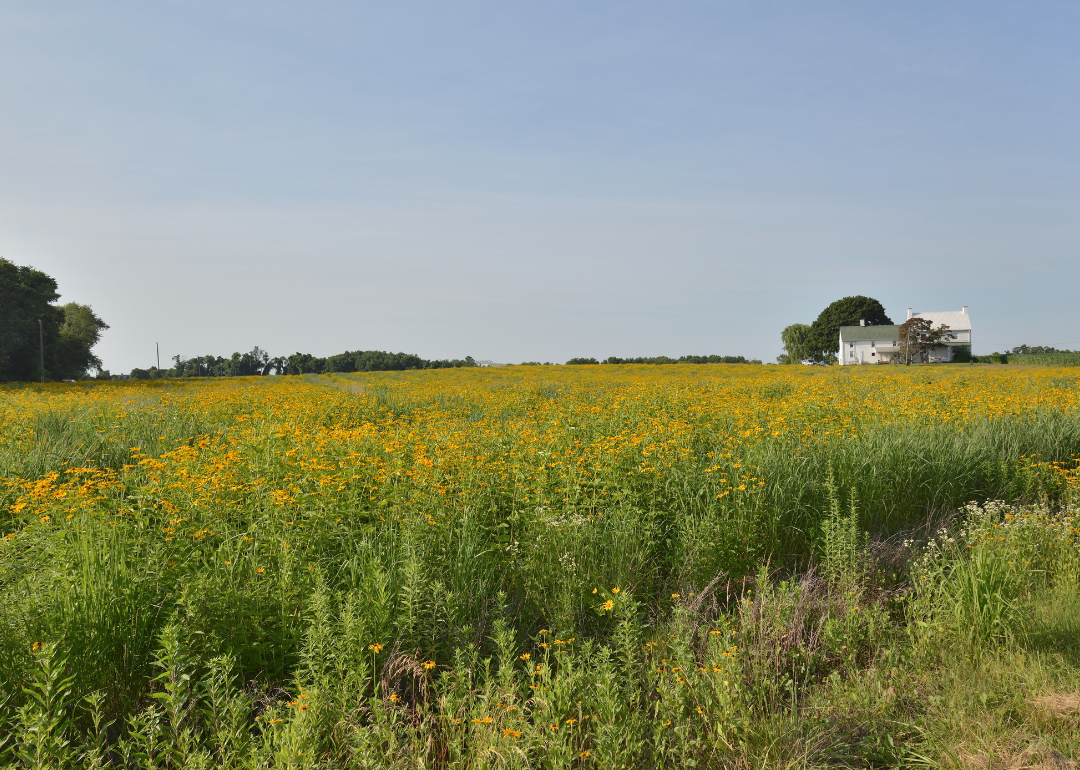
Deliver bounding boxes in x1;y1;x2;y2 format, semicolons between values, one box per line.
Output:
2;2;1079;370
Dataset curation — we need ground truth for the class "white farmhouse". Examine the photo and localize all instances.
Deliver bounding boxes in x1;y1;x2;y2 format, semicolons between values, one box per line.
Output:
838;306;972;365
838;321;901;365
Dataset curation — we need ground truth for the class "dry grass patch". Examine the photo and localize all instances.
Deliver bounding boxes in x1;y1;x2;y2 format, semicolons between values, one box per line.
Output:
1030;692;1080;721
957;744;1076;770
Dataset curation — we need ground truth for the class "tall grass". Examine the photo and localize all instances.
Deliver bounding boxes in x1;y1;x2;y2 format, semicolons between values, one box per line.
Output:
1009;352;1080;366
1;368;1079;766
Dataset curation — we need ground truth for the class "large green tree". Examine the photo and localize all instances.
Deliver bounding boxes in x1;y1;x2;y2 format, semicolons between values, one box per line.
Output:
0;258;108;381
0;258;64;381
805;296;892;361
53;303;109;379
778;323;812;363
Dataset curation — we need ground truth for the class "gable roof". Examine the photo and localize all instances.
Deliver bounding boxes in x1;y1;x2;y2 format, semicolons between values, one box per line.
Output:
839;325;901;342
911;309;971;331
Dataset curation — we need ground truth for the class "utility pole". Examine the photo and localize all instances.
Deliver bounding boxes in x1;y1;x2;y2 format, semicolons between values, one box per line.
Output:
38;318;44;383
156;342;160;370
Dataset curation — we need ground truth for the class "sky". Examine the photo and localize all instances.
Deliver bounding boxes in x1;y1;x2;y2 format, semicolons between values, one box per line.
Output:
2;1;1079;372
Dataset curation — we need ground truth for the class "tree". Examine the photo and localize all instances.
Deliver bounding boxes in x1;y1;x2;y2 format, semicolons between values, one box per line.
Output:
1008;344;1070;356
53;303;109;380
0;258;107;381
778;323;812;364
805;296;892;361
227;347;270;376
284;352;326;375
266;357;286;375
897;317;952;365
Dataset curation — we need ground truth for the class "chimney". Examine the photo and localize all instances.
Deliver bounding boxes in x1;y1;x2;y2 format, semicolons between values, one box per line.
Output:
860;319;866;327
907;308;913;320
962;305;968;315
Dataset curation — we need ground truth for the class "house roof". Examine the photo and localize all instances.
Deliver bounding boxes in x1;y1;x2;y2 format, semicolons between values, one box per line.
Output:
839;325;901;342
910;309;971;331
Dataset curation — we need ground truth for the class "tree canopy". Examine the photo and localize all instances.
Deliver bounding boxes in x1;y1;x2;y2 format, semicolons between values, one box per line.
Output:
0;258;108;381
804;296;892;361
778;323;812;364
54;303;110;379
1008;344;1073;355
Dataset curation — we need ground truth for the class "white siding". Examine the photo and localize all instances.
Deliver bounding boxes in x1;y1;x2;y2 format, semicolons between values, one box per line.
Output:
840;338;897;365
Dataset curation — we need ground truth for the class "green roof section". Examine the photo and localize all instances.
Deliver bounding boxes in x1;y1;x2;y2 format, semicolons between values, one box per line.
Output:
838;325;901;341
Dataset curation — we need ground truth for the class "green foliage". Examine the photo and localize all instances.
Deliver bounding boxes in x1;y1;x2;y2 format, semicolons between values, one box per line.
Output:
0;259;108;382
778;322;812;364
948;547;1021;650
0;258;64;382
951;344;973;363
14;642;78;768
1009;344;1075;356
819;472;868;587
54;304;109;381
4;375;1080;765
162;349;478;379
1;500;1079;766
1008;352;1080;366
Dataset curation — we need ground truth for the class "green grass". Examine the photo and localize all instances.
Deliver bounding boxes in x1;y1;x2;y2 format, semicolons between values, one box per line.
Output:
7;499;1076;767
1007;353;1080;367
1;373;1079;767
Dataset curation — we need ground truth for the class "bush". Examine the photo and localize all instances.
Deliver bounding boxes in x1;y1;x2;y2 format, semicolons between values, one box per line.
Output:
951;345;973;363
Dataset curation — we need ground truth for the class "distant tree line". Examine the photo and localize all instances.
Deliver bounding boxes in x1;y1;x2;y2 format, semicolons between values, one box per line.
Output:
125;349;477;379
566;354;756;365
0;258;108;382
127;352;754;378
1006;345;1076;356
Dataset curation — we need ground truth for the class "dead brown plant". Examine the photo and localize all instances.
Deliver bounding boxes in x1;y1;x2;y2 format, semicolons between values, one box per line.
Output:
381;649;431;722
1030;692;1080;721
955;743;1076;770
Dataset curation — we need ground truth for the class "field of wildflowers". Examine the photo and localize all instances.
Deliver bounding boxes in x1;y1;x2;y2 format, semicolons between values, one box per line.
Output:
1;364;1079;767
